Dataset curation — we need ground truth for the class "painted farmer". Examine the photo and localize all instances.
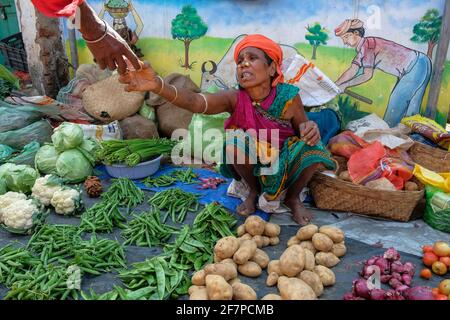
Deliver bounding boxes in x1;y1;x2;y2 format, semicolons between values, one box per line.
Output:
335;19;432;127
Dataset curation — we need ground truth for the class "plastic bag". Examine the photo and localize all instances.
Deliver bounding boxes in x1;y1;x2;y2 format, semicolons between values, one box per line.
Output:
183;112;230;164
0;120;53;149
138;103;156;122
0;144;15;160
77;121;122;141
424;186;450;233
1;141;40;166
413;164;450;193
0;105;44;133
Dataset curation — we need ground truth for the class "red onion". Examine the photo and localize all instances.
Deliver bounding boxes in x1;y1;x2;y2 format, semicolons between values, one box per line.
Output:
383;247;400;261
353;279;371;299
370;289;386;300
389;278;403;289
402;274;412;286
402;262;415;277
380;275;392;283
343;292;365;300
374;257;390;274
404;286;434;300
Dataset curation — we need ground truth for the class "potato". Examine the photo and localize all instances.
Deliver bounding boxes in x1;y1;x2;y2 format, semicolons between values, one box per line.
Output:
250;249;270;269
315;252;340;268
232;282;257;300
300;241;317;254
269;236;280;246
313;265;336;286
304;249;316;271
296;224;319;241
190;287;208;300
204;262;238;281
299;270;323;297
280;245;305;277
221;258;237;269
239;233;253;243
267;260;282;276
191;269;206;286
205;275;233;300
264;222;280;237
405;181;418;191
238;261;262;278
278;276;317;300
266;272;279;287
188;285;205;295
287;236;300;247
244;215;266;236
213;254;222;263
261;294;282;300
331;242;347;258
214;236;240;260
262;236;270;247
252;235;264;248
228;278;241;285
237;225;246;237
312;233;334;252
318;226;345;243
233;240;257;265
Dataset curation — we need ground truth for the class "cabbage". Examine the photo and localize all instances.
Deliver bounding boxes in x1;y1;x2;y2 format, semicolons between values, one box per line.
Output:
56;149;92;183
35;145;59;174
77;139;99;166
0;163;16;178
0;179;6;195
51;122;84;152
3;164;39;193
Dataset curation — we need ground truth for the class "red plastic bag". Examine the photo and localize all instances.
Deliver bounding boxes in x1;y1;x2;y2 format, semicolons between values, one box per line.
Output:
328;131;370;159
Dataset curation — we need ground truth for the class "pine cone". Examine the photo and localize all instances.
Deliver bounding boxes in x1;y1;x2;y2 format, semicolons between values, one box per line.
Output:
84;176;103;198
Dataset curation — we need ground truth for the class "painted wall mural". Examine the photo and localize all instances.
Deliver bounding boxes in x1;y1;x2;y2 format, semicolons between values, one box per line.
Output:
65;0;450;126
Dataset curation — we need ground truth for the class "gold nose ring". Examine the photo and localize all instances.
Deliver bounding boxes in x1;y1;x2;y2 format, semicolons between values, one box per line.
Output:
244;62;250;67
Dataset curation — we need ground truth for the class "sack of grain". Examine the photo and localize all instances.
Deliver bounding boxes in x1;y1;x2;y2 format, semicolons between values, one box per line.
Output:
82;74;145;122
149;73;200;138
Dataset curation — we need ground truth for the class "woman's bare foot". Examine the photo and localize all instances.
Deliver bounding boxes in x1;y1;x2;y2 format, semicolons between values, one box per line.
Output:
285;197;313;225
237;192;258;216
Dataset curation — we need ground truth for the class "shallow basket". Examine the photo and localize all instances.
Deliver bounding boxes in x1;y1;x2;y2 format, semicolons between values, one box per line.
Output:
309;156;425;222
408;142;450;173
105;155;163;179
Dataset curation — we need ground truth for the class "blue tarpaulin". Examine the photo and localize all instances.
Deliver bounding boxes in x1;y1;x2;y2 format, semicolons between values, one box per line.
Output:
96;164;270;221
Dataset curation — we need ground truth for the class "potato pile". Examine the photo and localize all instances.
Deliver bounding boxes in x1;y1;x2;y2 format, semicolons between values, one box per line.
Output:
236;215;281;248
189;216;281;300
263;224;346;300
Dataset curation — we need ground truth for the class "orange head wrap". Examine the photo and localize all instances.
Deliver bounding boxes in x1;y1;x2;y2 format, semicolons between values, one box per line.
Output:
233;34;284;87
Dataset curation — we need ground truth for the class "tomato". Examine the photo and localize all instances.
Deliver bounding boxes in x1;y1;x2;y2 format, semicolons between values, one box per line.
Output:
420;268;432;280
423;252;439;267
422;245;433;253
432;261;448;276
439;256;450;267
433;242;450;257
432;288;440;297
434;294;448;300
439;279;450;296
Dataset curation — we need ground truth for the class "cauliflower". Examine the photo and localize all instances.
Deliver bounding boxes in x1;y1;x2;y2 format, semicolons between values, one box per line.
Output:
51;188;81;215
31;175;63;206
2;199;38;231
0;192;27;223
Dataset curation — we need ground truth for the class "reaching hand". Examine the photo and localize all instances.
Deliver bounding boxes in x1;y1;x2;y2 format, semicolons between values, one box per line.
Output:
118;61;160;92
299;121;321;146
84;23;141;75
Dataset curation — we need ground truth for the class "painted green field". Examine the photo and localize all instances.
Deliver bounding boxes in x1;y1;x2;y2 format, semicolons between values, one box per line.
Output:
67;36;449;124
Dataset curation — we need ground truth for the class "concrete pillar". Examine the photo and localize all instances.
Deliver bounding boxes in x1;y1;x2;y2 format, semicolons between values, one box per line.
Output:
15;0;69;98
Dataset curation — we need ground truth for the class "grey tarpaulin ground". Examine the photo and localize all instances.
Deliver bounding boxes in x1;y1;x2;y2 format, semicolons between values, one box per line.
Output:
0;177;448;300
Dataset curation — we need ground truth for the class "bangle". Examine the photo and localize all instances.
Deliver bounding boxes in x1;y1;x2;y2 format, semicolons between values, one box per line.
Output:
199;93;208;114
169;85;178;104
155;76;164;95
83;20;108;44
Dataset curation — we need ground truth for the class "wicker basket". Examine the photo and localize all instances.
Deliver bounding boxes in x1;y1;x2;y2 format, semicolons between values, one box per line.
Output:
310;157;425;222
408;142;450;173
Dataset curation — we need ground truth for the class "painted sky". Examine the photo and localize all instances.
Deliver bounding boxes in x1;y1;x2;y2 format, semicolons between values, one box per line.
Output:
86;0;448;58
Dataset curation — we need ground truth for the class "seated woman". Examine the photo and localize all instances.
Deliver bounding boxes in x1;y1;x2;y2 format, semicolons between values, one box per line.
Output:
119;34;336;225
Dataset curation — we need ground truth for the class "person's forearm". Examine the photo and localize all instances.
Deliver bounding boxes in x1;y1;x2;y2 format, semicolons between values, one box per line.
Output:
153;78;206;114
336;65;359;85
340;69;373;88
78;1;105;40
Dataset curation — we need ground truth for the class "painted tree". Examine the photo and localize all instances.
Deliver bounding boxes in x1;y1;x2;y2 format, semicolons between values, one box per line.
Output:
411;9;442;59
171;5;208;69
305;23;329;60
